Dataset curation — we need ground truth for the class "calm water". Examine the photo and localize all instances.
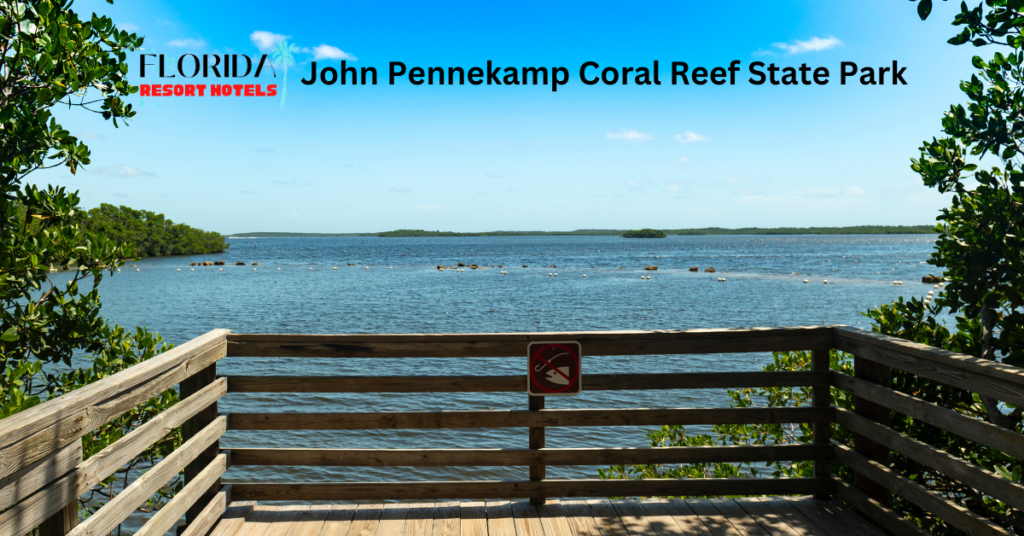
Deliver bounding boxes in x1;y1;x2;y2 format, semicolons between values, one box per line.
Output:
64;235;942;509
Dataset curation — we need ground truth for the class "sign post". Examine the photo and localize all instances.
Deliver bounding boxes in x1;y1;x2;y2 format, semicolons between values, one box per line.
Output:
526;341;581;506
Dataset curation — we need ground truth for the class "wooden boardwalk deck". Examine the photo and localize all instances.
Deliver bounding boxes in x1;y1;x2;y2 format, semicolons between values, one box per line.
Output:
208;497;887;536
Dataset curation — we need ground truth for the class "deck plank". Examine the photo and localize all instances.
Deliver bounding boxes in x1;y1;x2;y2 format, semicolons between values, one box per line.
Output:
290;507;333;536
317;505;360;536
266;506;317;536
780;498;860;536
581;499;630;536
433;501;462;536
460;501;488;536
636;498;691;536
511;500;545;536
756;498;830;536
403;503;436;536
537;502;575;536
345;503;386;536
560;500;604;536
657;499;715;536
709;500;771;536
821;500;886;536
208;501;257;536
732;498;804;536
609;499;654;536
486;500;517;536
685;499;744;536
376;503;412;536
235;506;284;536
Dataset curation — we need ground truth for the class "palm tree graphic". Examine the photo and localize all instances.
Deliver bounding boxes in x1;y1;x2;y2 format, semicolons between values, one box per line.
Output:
272;40;299;108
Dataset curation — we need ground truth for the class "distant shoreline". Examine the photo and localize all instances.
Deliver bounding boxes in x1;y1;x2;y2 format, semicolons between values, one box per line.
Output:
228;225;936;238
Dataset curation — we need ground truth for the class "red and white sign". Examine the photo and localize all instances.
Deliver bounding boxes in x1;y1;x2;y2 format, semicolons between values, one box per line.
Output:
527;341;582;396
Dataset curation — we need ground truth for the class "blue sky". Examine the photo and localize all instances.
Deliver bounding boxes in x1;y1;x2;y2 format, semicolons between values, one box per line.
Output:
31;0;984;233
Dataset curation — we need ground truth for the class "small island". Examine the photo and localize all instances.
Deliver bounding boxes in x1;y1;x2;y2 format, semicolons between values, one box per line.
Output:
622;228;667;238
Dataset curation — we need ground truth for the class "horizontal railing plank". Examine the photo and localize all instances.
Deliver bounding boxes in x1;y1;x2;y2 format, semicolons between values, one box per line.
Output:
0;331;228;481
228;407;833;431
833;373;1024;460
179;485;231;536
832;479;930;536
228;445;832;467
135;454;229;536
835;408;1024;512
0;380;227;536
228;478;833;501
0;440;81;510
67;416;227;536
833;442;1010;536
226;326;836;358
225;371;834;393
834;327;1024;407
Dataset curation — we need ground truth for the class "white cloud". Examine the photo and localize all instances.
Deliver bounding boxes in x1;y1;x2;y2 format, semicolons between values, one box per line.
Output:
250;31;288;53
772;36;842;55
312;44;357;61
607;129;653;141
846;186;866;195
119;22;141;33
79;130;105;140
94;165;155;177
674;131;706;144
678;157;691;163
168;38;206;48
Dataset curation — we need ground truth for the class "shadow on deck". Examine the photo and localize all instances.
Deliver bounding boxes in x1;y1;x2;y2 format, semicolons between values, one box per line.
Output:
213;497;885;536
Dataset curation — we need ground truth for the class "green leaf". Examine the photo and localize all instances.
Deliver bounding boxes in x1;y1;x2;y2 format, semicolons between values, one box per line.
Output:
918;0;933;20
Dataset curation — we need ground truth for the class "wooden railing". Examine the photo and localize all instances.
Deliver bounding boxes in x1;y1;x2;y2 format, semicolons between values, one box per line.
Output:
0;325;1021;536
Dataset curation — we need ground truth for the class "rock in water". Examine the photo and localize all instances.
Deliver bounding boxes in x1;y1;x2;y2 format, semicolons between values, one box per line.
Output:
644;265;658;271
704;267;716;273
689;266;698;272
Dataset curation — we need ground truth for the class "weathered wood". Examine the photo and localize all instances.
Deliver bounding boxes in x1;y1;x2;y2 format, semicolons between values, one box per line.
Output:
402;503;434;536
432;501;460;536
226;372;833;393
66;417;227;536
226;326;835;358
832;373;1024;460
611;499;672;536
833;480;929;536
537;502;574;536
754;497;827;536
778;498;859;536
819;499;888;536
230;478;832;501
708;499;771;536
375;503;411;536
228;407;833;431
852;354;890;507
261;505;308;536
206;500;255;536
228;445;830;467
289;506;331;536
182;362;221;528
833;442;1010;536
38;500;78;536
0;381;226;536
180;485;231;536
345;504;384;536
835;408;1024;512
560;500;605;536
528;395;545;506
0;330;227;480
731;498;803;536
834;326;1024;408
658;499;716;536
483;501;515;536
510;501;544;536
582;499;630;536
136;452;229;536
0;439;81;510
684;499;744;536
460;501;488;536
811;349;832;501
232;506;278;536
315;505;358;536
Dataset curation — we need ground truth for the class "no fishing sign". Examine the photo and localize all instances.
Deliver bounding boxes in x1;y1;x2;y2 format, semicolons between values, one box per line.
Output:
527;341;582;396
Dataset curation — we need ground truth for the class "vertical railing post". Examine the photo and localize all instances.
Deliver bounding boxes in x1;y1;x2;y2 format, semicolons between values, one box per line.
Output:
179;362;220;533
811;349;831;500
529;394;545;506
852;353;891;506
